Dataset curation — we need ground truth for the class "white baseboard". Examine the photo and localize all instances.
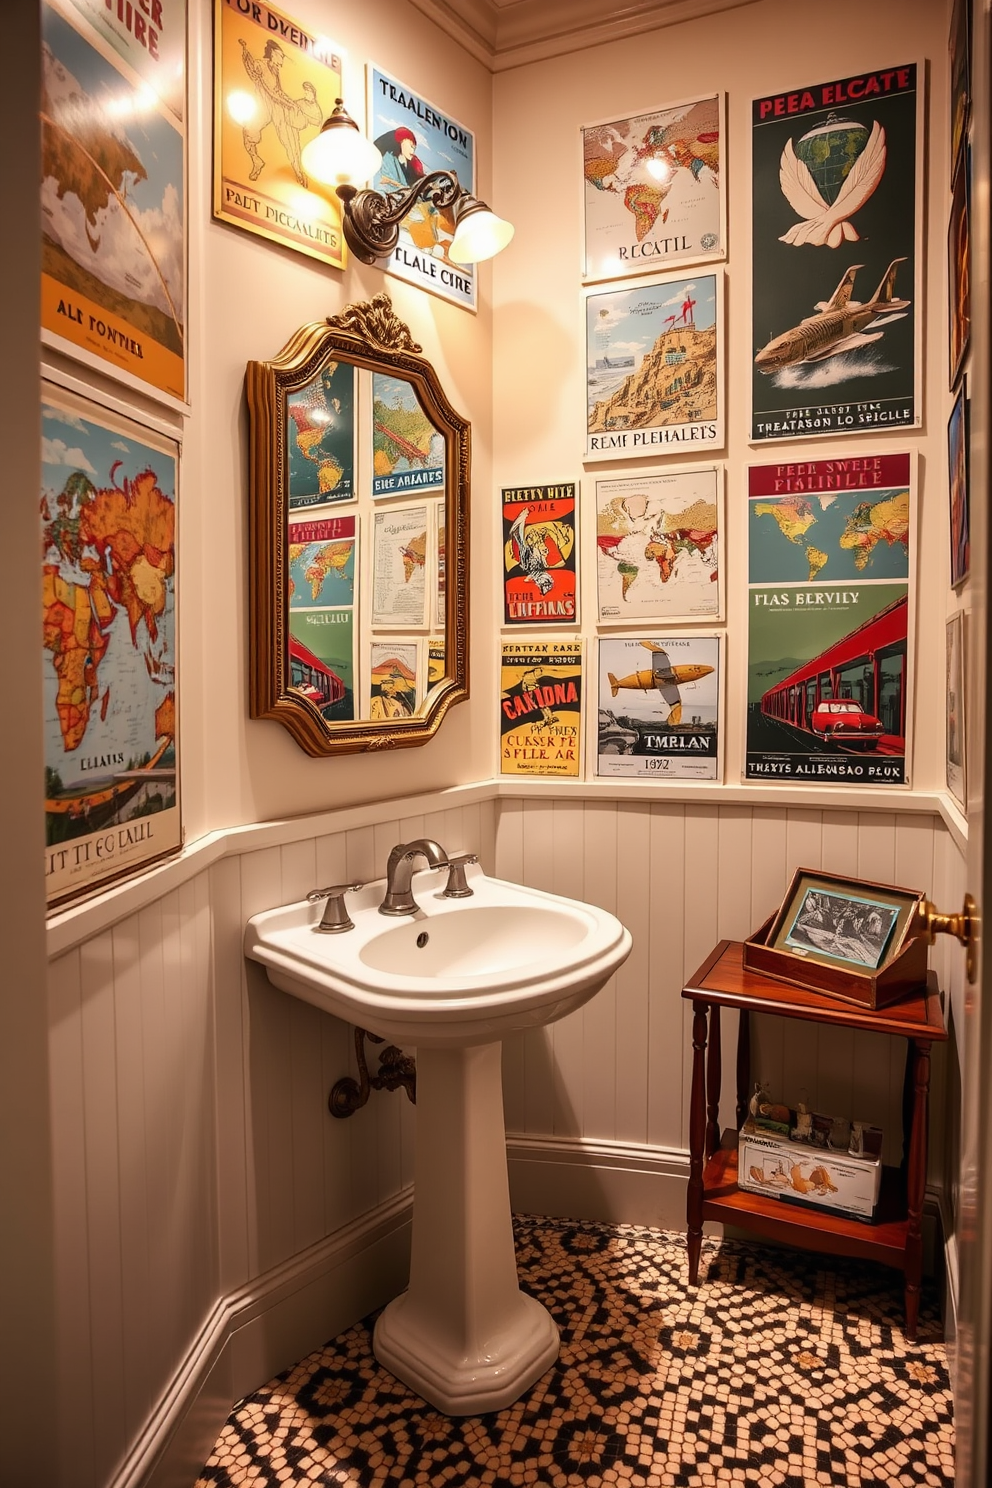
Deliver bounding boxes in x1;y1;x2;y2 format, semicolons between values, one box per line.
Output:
114;1191;412;1488
507;1134;691;1230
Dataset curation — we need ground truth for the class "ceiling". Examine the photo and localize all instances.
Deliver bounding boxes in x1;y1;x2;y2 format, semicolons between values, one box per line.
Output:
408;0;760;71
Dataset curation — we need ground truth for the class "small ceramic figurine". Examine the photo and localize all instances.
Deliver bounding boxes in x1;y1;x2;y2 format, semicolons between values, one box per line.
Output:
828;1116;851;1152
849;1121;865;1158
792;1096;813;1142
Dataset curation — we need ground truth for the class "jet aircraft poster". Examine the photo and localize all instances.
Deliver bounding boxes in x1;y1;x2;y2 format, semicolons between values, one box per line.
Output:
368;66;476;311
596;635;721;780
586;273;724;460
746;452;914;785
500;641;582;778
502;483;578;627
751;64;922;442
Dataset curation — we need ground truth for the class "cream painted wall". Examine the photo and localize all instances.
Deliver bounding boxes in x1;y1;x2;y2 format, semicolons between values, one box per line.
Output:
178;0;497;838
492;0;952;790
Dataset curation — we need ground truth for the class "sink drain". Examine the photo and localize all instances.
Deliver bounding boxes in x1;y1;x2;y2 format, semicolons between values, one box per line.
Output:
416;931;429;948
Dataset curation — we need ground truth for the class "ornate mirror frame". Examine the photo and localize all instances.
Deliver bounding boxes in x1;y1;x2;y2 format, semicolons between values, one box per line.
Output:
246;293;470;756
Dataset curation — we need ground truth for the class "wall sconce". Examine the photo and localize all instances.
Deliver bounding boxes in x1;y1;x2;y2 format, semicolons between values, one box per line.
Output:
300;99;514;267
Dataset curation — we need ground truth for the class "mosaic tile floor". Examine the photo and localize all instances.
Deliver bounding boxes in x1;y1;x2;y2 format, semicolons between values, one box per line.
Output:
197;1218;953;1487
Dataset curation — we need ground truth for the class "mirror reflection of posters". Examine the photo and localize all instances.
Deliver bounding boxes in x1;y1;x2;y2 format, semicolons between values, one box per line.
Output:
751;65;921;442
946;612;966;809
746;452;913;786
372;505;429;628
368;66;476;311
596;467;721;624
41;0;186;404
213;0;344;268
948;382;970;587
502;483;578;626
500;641;583;778
288;609;354;722
582;93;725;283
436;511;446;629
286;362;355;509
372;373;446;496
597;635;720;780
426;638;445;689
782;887;899;970
288;514;356;609
586;272;724;460
64;0;186;121
369;642;420;720
948;155;971;388
42;384;180;908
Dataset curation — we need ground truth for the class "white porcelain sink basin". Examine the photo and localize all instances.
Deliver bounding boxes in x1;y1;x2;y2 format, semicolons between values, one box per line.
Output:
244;864;631;1047
243;861;632;1417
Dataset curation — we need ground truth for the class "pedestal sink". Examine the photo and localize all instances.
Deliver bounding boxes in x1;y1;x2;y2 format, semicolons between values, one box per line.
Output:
244;864;632;1414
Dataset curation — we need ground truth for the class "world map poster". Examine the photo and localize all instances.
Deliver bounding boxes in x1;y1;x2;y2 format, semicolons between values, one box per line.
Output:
42;384;180;907
582;93;725;283
746;452;913;785
751;64;921;442
372;373;446;497
41;0;186;403
595;466;722;623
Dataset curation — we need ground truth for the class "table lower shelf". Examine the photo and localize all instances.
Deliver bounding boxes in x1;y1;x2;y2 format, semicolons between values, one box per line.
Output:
702;1131;911;1271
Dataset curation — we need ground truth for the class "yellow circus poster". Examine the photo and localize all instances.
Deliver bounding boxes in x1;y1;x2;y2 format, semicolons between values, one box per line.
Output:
42;384;181;907
213;0;345;269
500;641;583;778
41;0;186;404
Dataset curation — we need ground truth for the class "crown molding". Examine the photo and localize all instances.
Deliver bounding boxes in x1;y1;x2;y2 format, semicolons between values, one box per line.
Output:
408;0;761;71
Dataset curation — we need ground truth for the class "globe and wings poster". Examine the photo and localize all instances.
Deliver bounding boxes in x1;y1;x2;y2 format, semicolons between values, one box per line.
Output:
42;384;180;907
746;452;914;786
751;65;922;442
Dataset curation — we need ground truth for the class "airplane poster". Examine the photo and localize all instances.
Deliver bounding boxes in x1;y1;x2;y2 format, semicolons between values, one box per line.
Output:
596;635;721;779
751;64;922;443
501;482;578;626
745;452;914;785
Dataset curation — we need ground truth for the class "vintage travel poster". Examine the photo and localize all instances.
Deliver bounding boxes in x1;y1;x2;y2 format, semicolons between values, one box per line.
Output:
368;642;420;720
368;66;476;311
502;482;578;626
597;635;721;780
288;607;354;722
751;65;921;442
286;360;355;508
436;509;446;628
500;641;583;778
41;0;186;403
288;513;356;610
372;373;446;496
582;93;725;282
427;638;445;689
595;466;721;623
213;0;345;269
65;0;186;121
946;612;966;809
42;384;180;907
372;505;429;628
948;382;970;587
949;155;971;387
586;272;724;459
746;452;913;785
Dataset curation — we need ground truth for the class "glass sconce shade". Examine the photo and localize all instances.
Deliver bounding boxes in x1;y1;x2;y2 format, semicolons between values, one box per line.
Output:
301;99;383;187
449;198;515;264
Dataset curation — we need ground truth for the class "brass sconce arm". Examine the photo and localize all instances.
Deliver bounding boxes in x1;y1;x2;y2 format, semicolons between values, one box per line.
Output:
337;171;461;265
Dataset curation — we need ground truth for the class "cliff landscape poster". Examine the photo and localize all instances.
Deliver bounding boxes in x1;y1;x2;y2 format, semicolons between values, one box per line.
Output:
585;272;724;460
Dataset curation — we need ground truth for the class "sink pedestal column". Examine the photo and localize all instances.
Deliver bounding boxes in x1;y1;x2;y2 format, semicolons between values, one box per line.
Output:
373;1040;559;1415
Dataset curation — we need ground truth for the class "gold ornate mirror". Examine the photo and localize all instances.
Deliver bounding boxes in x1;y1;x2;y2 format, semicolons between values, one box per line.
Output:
247;294;469;755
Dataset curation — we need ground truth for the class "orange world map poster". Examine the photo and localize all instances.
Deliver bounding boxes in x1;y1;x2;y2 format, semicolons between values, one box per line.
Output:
42;384;181;906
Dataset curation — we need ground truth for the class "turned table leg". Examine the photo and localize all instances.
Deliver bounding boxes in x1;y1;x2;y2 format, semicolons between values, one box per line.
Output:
903;1038;931;1343
687;1000;709;1285
706;1006;722;1160
735;1008;751;1132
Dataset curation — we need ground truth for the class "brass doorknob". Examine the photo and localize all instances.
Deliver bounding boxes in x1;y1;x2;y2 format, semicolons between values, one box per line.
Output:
914;893;979;983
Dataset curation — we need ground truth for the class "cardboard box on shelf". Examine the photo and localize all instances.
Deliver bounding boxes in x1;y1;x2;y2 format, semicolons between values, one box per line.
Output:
738;1121;883;1221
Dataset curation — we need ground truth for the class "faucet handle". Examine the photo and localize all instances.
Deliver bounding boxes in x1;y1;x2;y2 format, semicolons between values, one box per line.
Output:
307;882;364;933
442;854;478;899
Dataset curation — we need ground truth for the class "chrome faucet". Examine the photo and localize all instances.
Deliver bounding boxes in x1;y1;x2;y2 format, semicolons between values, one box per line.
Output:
379;839;449;916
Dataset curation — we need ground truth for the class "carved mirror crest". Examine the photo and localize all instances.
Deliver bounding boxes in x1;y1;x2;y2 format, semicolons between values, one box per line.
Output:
247;293;470;755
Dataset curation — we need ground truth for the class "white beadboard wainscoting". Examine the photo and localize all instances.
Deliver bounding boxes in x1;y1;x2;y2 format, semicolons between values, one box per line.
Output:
44;783;967;1488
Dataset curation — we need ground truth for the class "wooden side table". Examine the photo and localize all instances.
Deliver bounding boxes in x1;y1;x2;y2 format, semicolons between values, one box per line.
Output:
682;940;947;1341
